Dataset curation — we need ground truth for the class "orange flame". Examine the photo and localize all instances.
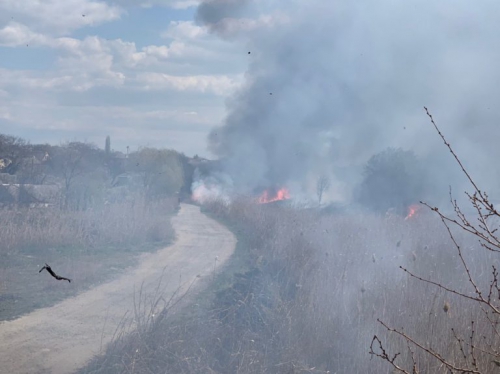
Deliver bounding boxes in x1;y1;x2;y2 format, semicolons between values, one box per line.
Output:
405;204;421;220
258;188;291;204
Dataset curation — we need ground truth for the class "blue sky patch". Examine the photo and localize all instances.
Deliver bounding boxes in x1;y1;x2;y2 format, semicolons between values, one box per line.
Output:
73;6;195;48
0;46;56;70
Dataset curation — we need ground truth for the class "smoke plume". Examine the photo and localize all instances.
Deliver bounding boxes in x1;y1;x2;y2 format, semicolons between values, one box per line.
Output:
196;0;500;203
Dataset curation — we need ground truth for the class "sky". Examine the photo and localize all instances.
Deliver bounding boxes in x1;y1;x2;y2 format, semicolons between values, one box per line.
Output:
0;0;248;157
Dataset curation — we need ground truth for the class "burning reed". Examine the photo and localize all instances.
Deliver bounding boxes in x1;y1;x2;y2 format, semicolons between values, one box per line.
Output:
84;197;498;373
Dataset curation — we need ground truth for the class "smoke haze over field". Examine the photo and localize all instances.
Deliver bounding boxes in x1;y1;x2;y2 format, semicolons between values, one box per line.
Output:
196;0;500;202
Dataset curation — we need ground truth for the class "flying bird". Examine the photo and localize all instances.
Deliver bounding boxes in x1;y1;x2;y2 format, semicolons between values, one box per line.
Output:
39;263;71;283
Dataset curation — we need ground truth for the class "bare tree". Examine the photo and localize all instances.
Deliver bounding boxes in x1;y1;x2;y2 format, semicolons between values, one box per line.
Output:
371;107;500;373
0;134;29;175
357;147;428;214
17;145;51;185
48;142;102;209
316;175;330;205
128;147;184;201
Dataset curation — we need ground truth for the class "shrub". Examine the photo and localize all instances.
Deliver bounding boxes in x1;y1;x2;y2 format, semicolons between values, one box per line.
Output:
356;147;428;214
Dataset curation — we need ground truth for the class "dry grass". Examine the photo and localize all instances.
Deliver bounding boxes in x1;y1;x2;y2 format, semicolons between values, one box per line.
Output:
0;197;178;321
0;197;178;254
81;198;500;373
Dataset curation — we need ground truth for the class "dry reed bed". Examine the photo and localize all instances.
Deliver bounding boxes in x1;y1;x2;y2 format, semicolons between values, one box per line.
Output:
0;198;178;254
82;199;499;373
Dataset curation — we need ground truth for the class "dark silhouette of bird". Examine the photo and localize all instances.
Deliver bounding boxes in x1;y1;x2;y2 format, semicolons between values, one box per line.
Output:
39;263;71;283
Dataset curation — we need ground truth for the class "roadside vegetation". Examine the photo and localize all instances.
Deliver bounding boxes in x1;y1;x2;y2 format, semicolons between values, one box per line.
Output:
0;134;190;320
80;112;500;374
80;196;471;373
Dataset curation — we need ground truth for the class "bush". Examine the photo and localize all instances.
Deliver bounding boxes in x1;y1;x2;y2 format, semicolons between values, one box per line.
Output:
356;147;428;214
127;148;186;200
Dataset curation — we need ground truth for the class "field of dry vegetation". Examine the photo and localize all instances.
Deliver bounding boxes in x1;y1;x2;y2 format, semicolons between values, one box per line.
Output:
80;195;500;374
0;133;190;320
0;197;178;321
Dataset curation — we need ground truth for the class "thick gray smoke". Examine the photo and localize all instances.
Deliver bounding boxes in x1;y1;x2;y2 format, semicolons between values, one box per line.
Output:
197;0;500;203
196;0;251;31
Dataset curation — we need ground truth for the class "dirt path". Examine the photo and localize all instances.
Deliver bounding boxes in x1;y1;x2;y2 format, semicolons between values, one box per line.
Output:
0;204;236;374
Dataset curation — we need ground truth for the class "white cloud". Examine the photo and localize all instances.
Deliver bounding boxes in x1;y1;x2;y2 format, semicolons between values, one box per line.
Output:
0;32;127;91
0;68;70;90
161;21;208;40
0;18;242;72
0;0;123;34
162;0;200;9
0;26;242;93
105;0;199;9
136;40;235;67
0;106;12;120
0;22;50;46
137;73;242;95
98;107;214;125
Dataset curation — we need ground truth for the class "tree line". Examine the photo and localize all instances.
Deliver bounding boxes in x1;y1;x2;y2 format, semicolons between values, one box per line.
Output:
0;134;194;210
